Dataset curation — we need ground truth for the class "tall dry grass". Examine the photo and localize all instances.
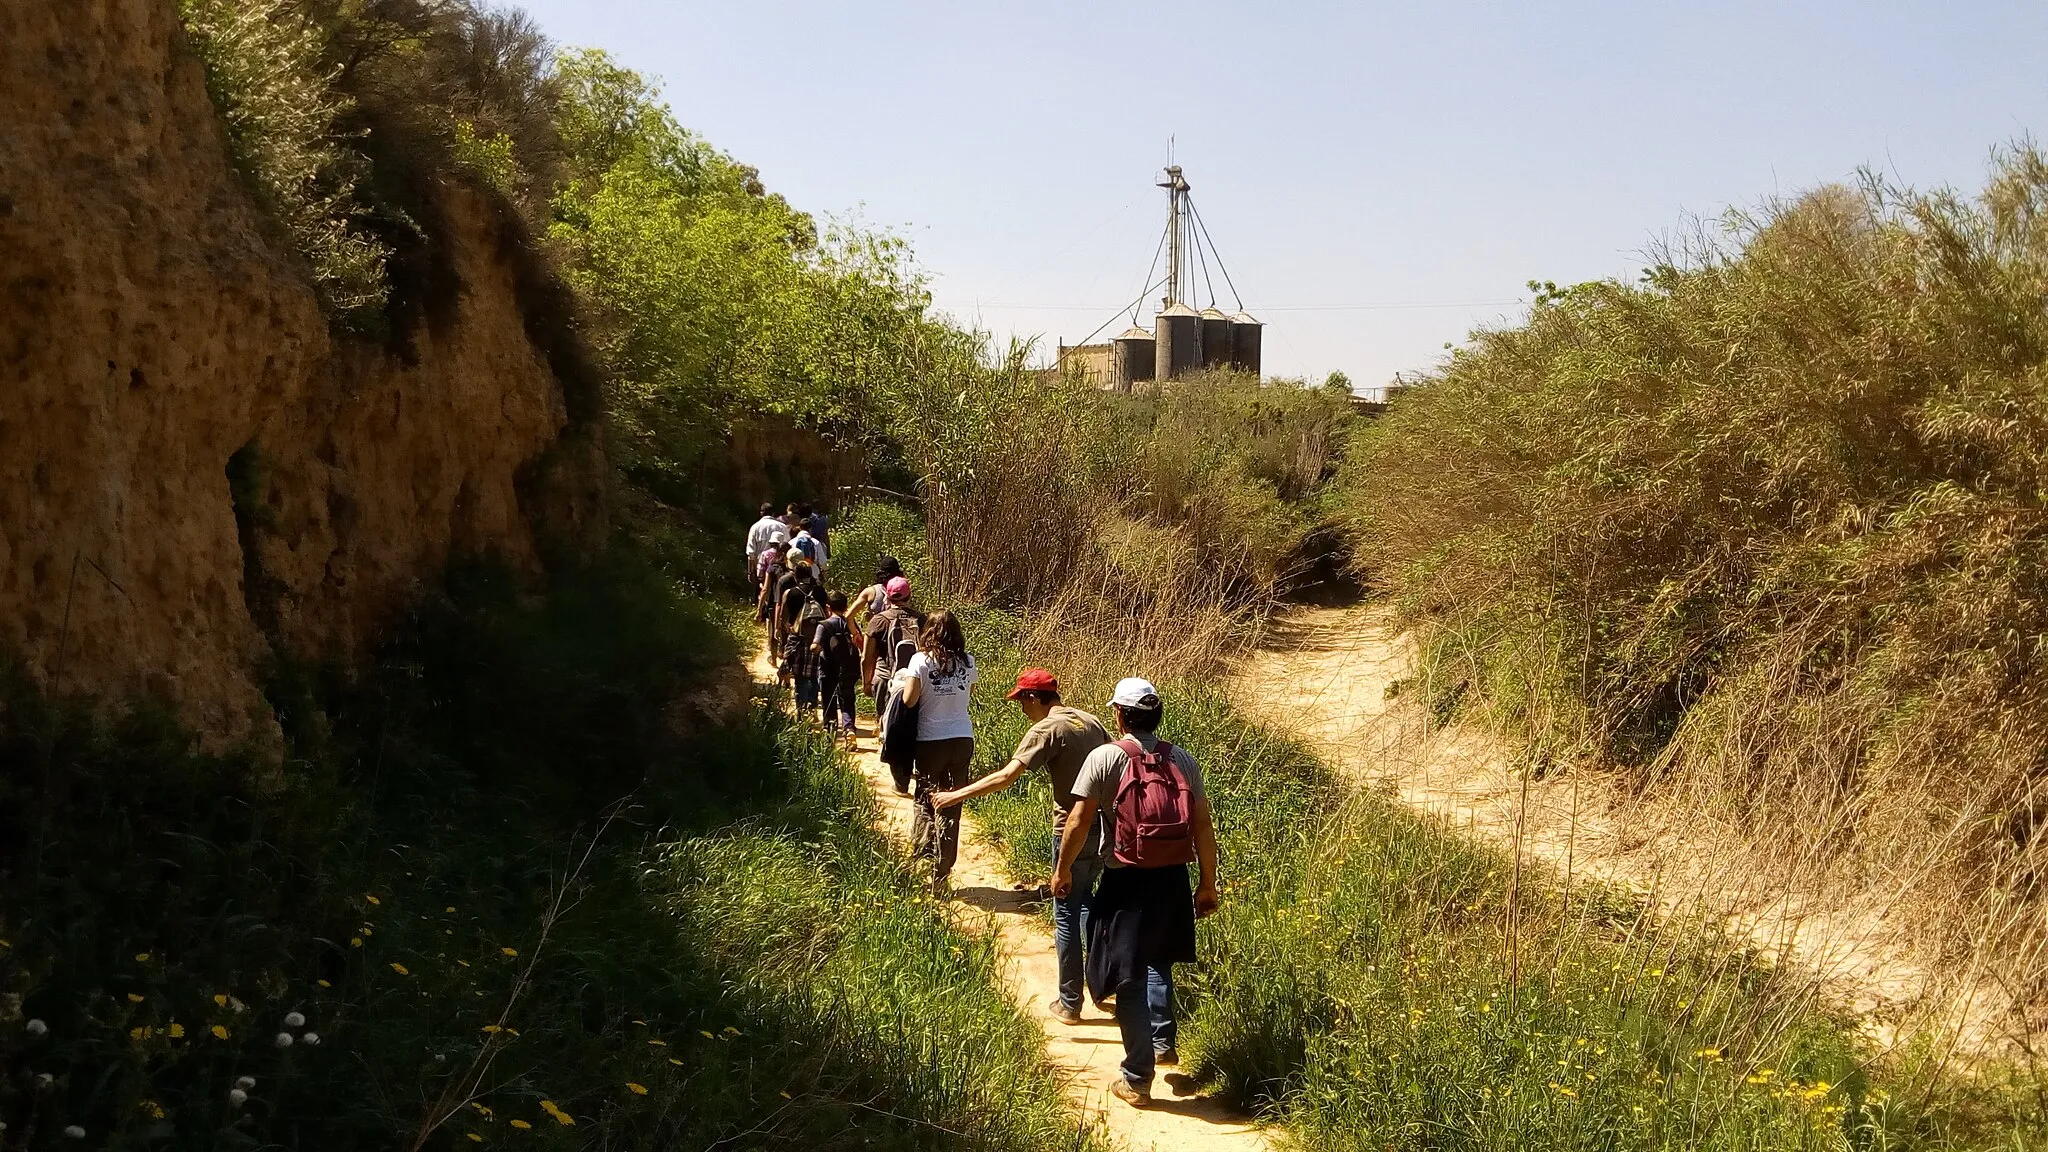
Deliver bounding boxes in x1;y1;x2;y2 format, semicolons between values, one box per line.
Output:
875;348;1353;681
1338;146;2048;1037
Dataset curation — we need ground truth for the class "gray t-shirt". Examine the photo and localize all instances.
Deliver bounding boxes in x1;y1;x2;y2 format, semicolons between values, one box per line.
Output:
1072;734;1207;869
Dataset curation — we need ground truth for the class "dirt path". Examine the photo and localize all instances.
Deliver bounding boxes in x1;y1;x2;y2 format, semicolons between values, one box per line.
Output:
748;650;1272;1152
1228;604;1982;1051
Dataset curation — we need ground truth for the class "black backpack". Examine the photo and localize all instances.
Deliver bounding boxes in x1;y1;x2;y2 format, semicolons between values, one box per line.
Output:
818;615;856;666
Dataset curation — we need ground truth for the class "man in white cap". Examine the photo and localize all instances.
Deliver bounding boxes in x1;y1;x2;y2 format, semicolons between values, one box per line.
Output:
1053;677;1220;1108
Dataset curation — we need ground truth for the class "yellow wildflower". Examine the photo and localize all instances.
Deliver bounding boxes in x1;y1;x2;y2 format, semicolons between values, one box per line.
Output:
446;906;457;913
135;953;151;963
509;1120;531;1130
626;1082;649;1095
668;1058;684;1066
317;979;332;988
539;1100;574;1126
1695;1047;1723;1061
467;1136;483;1144
390;962;410;976
140;1100;167;1119
350;937;364;948
130;1026;151;1040
211;1024;230;1040
167;1023;185;1039
648;1038;668;1047
126;993;145;1003
698;1030;714;1040
500;947;518;957
470;1102;494;1117
365;894;381;905
482;1025;504;1034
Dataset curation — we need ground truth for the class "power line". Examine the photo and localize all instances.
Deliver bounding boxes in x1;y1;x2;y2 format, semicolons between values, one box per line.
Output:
971;299;1526;312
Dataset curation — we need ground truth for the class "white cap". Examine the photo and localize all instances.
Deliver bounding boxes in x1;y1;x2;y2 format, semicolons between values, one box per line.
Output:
1108;677;1161;709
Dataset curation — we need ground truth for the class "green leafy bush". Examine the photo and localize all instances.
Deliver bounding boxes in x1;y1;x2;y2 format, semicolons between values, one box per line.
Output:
180;0;390;321
1336;147;2048;988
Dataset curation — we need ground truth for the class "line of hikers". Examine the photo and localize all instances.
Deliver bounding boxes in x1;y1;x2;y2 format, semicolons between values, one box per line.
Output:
743;501;1221;1109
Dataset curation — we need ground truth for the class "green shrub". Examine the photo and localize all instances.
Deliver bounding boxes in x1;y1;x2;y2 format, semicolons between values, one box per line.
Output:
0;556;1087;1148
180;0;390;321
1335;146;2048;987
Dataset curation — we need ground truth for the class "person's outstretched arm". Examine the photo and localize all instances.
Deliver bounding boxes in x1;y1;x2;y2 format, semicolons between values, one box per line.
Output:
1052;795;1099;898
932;758;1026;810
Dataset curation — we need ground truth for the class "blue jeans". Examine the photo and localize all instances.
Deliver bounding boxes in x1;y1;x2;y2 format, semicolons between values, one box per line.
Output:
1114;965;1177;1089
1053;836;1103;1013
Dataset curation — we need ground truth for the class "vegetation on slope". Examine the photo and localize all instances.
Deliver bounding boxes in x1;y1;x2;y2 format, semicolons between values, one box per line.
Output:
0;561;1093;1148
938;591;2044;1150
1336;150;2048;1002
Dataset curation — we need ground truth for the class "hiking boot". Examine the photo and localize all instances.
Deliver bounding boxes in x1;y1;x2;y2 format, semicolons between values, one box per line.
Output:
1048;999;1081;1025
1153;1046;1179;1068
1109;1078;1151;1108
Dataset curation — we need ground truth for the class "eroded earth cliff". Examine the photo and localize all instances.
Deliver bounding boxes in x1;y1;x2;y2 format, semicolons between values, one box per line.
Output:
1;0;588;742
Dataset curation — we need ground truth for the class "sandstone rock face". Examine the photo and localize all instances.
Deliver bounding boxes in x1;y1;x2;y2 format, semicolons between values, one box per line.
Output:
0;0;576;742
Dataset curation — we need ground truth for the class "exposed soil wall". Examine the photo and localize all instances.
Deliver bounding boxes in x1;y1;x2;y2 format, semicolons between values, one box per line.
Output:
0;0;583;742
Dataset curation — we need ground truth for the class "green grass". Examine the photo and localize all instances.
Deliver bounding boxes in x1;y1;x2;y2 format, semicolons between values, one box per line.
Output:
0;558;1095;1149
948;629;2045;1151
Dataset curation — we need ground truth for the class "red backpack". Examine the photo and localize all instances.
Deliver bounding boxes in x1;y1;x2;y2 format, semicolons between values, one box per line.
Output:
1110;738;1196;867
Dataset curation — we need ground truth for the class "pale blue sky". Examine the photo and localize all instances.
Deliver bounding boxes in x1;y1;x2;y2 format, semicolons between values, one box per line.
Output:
517;0;2048;385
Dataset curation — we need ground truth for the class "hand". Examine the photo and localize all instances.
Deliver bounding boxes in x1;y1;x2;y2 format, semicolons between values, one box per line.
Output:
1195;881;1220;919
930;789;961;811
1051;867;1072;899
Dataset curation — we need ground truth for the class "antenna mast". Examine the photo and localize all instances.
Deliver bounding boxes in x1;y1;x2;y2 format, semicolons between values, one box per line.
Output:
1157;164;1190;307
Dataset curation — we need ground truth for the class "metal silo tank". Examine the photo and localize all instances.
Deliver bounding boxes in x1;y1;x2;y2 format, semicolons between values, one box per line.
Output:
1154;303;1202;380
1113;326;1156;391
1228;311;1263;377
1199;307;1232;371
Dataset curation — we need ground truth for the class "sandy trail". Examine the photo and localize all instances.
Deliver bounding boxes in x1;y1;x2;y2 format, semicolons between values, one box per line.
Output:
1229;604;1987;1050
749;650;1272;1152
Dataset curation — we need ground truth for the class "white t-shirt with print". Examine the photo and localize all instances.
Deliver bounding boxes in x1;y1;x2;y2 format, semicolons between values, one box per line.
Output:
906;652;978;742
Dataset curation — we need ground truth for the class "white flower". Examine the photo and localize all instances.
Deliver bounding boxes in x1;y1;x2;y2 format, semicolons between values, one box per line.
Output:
301;1031;321;1046
63;1126;86;1139
274;1032;294;1048
283;1011;306;1028
230;1087;249;1106
25;1018;47;1036
34;1072;53;1088
235;1076;256;1090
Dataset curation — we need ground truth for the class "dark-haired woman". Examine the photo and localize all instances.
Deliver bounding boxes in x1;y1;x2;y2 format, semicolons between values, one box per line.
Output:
900;609;978;892
850;555;904;631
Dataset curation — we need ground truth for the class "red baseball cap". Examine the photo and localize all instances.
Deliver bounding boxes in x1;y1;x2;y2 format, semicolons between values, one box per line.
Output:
1006;668;1059;700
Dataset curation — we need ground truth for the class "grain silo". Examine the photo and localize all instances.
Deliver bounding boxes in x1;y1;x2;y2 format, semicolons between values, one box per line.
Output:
1114;326;1156;390
1154;302;1202;380
1228;311;1262;376
1199;307;1232;371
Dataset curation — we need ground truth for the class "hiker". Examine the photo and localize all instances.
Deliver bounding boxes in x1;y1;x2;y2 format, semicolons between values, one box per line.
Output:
850;556;904;629
812;589;862;740
743;502;788;587
776;556;828;716
754;546;791;663
900;609;978;892
800;501;831;556
790;523;825;577
931;669;1110;1023
1053;678;1220;1108
862;576;922;699
864;576;924;789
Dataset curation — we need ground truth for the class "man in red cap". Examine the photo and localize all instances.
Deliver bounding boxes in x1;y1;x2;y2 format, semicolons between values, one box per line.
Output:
932;669;1110;1023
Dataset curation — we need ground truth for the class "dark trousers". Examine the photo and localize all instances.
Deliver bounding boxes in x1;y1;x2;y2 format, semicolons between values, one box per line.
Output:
910;737;974;882
819;662;858;731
